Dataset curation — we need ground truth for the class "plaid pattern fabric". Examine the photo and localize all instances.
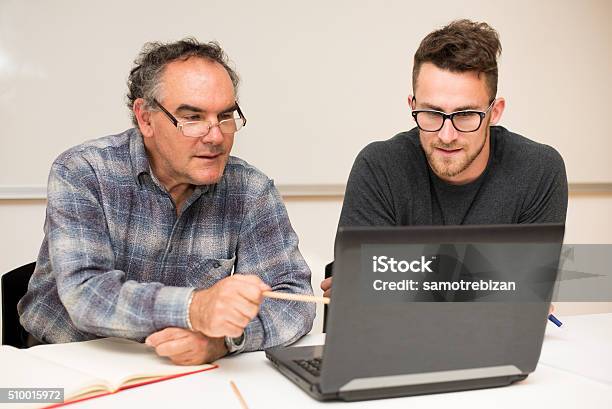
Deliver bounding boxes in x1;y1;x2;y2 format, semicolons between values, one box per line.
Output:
18;128;315;351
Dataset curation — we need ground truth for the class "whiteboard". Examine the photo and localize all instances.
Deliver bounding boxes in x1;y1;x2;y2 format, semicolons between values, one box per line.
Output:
0;0;610;188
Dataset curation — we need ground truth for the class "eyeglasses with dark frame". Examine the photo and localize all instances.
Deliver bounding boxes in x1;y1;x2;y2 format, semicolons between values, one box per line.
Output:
411;99;496;133
152;99;247;138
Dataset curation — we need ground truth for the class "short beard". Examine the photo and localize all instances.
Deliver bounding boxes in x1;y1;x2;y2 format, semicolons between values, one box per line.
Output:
425;131;488;178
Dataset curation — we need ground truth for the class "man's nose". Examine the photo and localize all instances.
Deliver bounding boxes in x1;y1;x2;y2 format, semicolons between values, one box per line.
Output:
437;118;459;145
200;123;225;145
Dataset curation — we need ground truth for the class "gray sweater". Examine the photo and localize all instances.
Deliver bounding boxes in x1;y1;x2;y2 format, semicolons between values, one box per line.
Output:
338;126;568;227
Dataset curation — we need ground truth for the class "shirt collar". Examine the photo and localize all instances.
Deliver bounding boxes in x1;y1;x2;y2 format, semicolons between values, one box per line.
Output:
129;128;212;197
129;128;151;186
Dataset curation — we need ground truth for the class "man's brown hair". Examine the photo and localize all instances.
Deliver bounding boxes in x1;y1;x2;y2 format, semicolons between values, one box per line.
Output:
412;19;502;99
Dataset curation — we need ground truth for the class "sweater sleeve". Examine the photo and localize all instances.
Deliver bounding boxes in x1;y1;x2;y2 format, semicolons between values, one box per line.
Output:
518;145;568;224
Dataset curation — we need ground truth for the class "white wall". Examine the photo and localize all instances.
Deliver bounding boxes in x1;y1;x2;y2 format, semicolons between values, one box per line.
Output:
2;193;611;339
1;0;611;187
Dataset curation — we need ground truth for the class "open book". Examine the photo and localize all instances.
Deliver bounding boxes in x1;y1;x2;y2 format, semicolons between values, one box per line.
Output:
0;337;217;408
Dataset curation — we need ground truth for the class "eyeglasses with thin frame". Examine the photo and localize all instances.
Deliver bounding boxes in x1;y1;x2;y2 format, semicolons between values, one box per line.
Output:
411;99;496;133
153;99;247;138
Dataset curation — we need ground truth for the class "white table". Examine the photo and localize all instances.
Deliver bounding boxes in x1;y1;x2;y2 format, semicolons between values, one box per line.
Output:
75;313;612;408
539;313;612;385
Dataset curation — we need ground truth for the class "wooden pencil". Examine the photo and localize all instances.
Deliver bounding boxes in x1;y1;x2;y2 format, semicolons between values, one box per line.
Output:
263;291;330;304
230;380;249;409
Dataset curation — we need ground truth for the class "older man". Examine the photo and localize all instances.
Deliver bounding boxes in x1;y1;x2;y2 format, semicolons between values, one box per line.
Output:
18;39;315;364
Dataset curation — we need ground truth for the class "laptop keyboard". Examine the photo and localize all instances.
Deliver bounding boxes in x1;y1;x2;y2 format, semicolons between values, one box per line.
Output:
294;358;322;377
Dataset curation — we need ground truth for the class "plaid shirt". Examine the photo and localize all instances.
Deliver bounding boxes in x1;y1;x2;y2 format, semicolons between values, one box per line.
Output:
18;128;315;351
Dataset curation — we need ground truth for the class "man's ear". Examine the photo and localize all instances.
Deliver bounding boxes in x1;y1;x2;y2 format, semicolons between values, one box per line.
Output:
490;97;506;125
133;98;154;138
408;94;415;109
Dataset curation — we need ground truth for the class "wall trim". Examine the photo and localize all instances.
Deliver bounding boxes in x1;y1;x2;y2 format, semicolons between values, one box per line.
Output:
567;183;612;194
1;183;611;200
0;186;47;200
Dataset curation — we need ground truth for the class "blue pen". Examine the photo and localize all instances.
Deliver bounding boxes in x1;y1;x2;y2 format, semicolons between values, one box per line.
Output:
548;314;563;327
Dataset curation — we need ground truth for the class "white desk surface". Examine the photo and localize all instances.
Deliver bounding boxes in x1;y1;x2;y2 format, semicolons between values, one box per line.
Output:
75;313;612;408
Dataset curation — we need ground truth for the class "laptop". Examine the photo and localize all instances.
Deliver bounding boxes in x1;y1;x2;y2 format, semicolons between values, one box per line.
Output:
266;224;565;401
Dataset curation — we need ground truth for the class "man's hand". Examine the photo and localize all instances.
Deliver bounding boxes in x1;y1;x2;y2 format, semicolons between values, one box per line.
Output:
189;274;271;338
321;277;332;298
145;327;227;365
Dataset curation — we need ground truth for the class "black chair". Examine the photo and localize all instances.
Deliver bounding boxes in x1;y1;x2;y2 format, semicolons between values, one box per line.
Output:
322;261;333;333
1;262;35;348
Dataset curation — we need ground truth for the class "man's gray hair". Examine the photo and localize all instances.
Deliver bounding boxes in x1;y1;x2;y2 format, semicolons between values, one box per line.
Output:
126;38;240;127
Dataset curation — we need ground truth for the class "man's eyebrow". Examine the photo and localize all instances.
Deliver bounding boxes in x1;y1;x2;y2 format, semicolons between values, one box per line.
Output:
220;104;238;114
418;102;445;111
175;104;204;113
175;103;237;115
452;104;482;112
418;102;482;112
